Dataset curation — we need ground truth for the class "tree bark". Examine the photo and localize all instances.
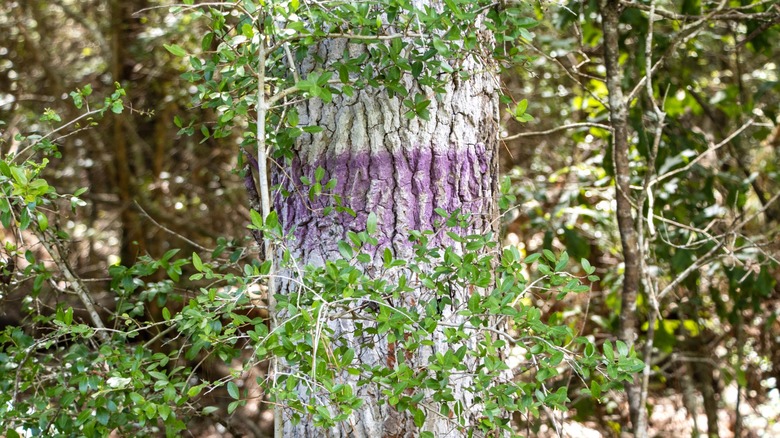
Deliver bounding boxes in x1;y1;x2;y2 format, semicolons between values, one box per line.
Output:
272;37;500;437
110;0;145;265
599;1;646;435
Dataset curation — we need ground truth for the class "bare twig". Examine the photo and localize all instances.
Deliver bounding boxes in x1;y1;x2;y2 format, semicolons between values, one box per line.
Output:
501;122;612;140
15;108;103;159
134;201;213;252
620;0;780;22
650;119;754;186
34;229;109;342
523;43;611;110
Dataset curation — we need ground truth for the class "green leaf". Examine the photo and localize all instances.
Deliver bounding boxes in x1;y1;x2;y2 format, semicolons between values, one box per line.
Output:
0;161;11;178
616;340;629;357
192;252;203;271
250;209;263;228
202;406;219;415
581;258;594;274
201;32;214;51
241;23;254;38
432;38;448;55
366;212;377;235
341;348;355;366
590;380;602;399
227;381;239;399
603;341;614;361
36;211;48;231
10;166;27;185
96;409;109;426
242;0;257;13
338;241;353;259
164;44;187;57
266;211;278;229
516;99;528;115
555;251;569;272
524;253;541;263
413;408;425;428
303;126;323;134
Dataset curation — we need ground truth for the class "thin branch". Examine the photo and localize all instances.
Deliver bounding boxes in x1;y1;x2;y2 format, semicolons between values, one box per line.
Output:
501;122;612;140
655;191;780;301
737;14;780;48
134;201;213;252
254;23;283;438
34;228;108;341
267;31;425;56
620;0;780;21
625;0;734;103
650;119;754;186
15;108;103;159
133;2;250;17
523;43;611;110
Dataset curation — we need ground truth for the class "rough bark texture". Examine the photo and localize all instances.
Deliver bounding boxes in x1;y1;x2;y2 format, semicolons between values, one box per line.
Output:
600;1;646;435
272;38;499;437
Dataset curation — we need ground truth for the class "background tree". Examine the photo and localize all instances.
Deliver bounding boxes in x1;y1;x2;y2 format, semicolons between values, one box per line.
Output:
501;0;779;435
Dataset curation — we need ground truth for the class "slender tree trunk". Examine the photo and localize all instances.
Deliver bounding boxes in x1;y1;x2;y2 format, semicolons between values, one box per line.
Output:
110;0;145;265
600;1;646;435
272;37;500;437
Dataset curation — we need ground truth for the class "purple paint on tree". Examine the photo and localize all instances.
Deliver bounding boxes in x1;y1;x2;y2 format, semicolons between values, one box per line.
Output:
273;143;492;257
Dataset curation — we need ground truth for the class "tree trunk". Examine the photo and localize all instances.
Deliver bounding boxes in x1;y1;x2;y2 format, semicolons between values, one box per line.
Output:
600;0;646;435
110;0;145;265
272;37;500;437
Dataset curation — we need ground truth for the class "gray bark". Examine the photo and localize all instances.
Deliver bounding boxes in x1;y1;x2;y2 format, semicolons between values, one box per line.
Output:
600;0;646;435
272;37;500;437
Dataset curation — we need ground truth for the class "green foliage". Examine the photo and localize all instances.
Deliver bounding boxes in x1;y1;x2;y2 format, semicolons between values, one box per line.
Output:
500;0;779;433
0;0;646;436
169;0;537;161
1;103;634;434
1;190;635;436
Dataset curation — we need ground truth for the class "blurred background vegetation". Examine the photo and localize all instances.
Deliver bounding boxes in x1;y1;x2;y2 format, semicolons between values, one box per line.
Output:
1;0;778;436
